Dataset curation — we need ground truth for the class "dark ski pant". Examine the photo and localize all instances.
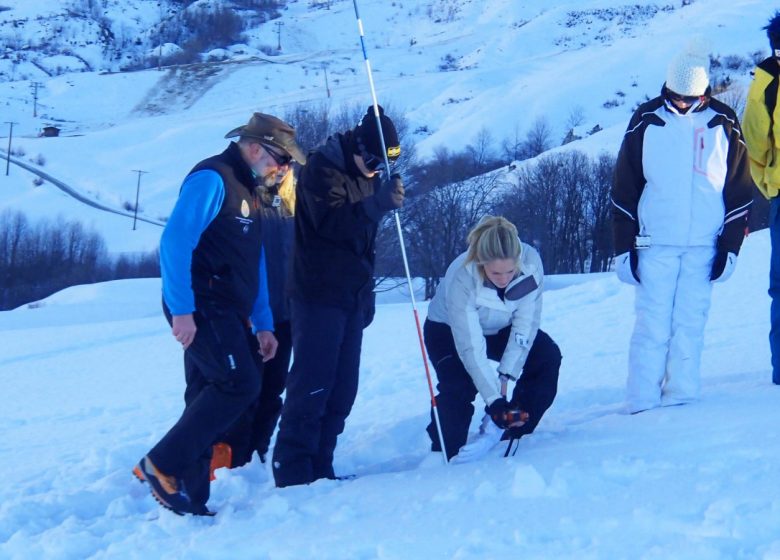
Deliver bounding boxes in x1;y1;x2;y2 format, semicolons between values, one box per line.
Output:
148;304;263;507
424;319;561;460
770;197;780;384
272;299;363;488
222;320;292;466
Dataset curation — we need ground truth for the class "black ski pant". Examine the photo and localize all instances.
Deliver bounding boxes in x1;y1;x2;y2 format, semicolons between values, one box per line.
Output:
424;319;561;460
148;304;263;507
221;320;292;466
272;299;363;488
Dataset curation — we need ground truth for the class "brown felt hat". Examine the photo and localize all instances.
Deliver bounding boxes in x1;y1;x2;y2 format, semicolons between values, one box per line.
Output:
225;113;306;165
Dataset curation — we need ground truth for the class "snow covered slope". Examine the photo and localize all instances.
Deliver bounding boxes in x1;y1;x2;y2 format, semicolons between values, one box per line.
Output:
0;229;777;559
0;0;772;254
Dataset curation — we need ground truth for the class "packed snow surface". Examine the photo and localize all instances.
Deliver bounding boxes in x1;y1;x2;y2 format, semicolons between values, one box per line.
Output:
0;231;777;559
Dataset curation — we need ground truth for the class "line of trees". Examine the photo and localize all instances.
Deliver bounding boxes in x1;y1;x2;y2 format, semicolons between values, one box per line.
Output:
0;210;159;311
376;145;768;297
499;151;615;275
8;92;768;308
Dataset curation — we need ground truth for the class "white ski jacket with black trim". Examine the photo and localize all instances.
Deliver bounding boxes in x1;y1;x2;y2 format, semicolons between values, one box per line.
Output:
426;243;543;406
611;93;753;256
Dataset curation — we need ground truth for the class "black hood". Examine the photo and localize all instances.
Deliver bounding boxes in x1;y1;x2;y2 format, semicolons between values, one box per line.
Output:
758;56;780;78
318;130;363;178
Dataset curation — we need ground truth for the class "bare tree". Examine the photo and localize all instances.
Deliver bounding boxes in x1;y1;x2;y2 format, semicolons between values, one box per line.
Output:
565;104;586;130
499;151;603;274
501;123;523;163
561;104;587;145
0;211;28;309
465;127;495;172
521;116;553;159
382;172;503;298
284;101;331;154
328;102;364;135
585;153;616;272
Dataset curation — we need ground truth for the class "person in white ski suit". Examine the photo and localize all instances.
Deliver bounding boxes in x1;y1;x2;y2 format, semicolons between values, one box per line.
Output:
425;216;561;460
611;46;753;414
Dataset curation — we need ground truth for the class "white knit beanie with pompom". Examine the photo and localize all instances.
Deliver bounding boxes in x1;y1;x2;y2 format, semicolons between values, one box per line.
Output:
665;37;711;96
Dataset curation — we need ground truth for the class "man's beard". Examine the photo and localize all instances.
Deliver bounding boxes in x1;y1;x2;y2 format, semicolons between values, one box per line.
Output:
258;169;279;188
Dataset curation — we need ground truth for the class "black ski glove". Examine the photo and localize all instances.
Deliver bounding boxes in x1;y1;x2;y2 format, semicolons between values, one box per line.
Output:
363;174;404;222
486;397;513;429
377;174;404;210
486;397;529;429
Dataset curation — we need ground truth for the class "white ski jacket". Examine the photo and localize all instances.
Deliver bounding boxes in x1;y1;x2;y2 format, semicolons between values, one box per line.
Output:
426;243;544;406
611;93;753;256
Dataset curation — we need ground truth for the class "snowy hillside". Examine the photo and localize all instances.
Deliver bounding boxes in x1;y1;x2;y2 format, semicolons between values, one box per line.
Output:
0;229;777;558
0;0;773;254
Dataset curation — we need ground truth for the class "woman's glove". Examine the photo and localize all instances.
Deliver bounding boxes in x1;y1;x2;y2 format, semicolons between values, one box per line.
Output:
710;251;737;283
486;397;527;429
615;250;640;285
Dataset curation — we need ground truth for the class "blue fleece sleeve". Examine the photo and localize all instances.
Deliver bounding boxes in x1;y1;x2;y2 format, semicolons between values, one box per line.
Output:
160;170;225;315
250;246;274;332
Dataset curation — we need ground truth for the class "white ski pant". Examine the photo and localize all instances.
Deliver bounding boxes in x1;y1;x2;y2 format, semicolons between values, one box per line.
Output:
626;245;715;413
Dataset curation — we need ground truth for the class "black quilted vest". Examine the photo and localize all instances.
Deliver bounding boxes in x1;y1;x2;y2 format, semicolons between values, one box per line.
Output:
188;142;263;318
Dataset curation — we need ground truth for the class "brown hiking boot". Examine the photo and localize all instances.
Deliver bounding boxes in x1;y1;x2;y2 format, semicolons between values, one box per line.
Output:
209;442;233;481
135;456;193;515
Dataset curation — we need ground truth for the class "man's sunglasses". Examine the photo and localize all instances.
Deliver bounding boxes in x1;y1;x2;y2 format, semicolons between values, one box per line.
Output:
667;91;701;104
261;143;293;166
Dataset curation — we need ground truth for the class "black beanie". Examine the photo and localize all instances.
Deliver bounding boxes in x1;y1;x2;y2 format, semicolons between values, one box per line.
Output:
354;105;401;162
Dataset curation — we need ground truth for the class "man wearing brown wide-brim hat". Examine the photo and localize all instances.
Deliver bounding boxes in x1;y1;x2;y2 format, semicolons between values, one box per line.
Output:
224;112;307;166
135;111;304;516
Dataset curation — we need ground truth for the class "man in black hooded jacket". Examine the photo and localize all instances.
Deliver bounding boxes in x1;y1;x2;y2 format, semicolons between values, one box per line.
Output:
272;106;404;487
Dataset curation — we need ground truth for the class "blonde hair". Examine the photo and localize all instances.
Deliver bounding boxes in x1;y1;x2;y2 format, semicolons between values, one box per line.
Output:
465;216;521;276
259;168;296;216
276;168;296;216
